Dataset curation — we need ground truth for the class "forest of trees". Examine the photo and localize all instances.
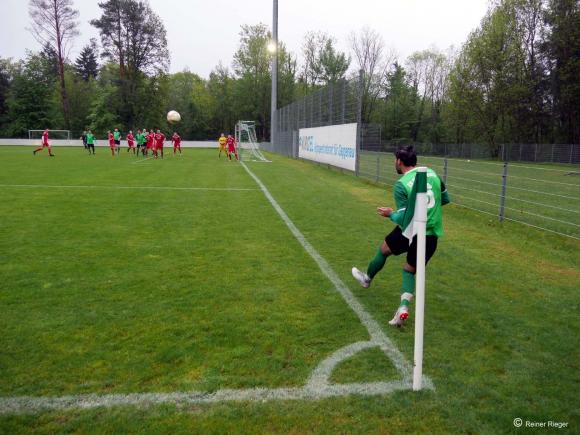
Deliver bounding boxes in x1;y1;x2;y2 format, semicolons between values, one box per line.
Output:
0;0;577;145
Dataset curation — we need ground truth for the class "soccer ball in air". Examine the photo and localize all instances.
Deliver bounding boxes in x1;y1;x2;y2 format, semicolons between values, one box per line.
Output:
167;110;181;124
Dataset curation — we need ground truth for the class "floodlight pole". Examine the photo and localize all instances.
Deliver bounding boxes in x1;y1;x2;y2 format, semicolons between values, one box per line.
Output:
270;0;278;147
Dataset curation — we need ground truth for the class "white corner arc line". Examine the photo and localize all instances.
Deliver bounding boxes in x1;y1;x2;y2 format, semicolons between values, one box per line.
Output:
240;162;430;387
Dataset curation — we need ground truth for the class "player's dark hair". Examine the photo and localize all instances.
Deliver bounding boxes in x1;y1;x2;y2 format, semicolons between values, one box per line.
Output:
395;146;417;167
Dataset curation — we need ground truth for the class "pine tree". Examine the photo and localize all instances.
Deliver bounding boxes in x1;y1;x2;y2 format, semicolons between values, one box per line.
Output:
74;41;99;81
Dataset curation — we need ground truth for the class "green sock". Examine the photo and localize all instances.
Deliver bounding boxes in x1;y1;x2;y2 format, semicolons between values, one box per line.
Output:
400;270;415;307
366;246;387;280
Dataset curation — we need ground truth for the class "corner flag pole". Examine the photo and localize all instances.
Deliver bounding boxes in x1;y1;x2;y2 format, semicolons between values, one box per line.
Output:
413;167;428;391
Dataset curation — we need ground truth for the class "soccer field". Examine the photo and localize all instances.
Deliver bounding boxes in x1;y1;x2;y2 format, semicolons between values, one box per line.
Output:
1;147;578;433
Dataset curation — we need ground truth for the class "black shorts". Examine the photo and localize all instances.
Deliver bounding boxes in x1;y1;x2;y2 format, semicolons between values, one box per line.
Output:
115;140;120;145
385;226;438;268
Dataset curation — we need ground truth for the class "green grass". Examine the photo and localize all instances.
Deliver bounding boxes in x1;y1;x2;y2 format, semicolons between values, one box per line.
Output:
1;146;579;433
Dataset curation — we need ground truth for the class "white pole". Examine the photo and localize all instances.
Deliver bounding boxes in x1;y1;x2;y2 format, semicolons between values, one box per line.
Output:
413;167;428;391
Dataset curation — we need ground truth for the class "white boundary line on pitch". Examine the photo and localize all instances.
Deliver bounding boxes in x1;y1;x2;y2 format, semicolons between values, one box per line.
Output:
0;165;433;415
132;156;153;164
0;184;258;192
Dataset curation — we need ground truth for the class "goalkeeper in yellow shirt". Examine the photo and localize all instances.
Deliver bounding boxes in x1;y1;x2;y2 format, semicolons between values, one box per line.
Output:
218;133;227;159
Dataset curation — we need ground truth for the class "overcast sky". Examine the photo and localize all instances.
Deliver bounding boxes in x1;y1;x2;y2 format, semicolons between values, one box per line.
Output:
1;0;490;77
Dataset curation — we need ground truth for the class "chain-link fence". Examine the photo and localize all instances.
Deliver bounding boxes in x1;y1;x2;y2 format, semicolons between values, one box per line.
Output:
264;77;580;240
358;151;580;240
261;78;362;157
362;142;580;164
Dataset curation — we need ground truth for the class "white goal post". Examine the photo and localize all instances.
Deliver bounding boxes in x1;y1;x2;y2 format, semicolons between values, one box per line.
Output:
28;130;71;144
234;121;270;162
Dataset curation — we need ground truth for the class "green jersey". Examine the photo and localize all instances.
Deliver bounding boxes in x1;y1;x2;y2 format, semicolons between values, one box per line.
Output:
137;133;145;145
86;133;95;145
114;131;121;141
390;167;449;238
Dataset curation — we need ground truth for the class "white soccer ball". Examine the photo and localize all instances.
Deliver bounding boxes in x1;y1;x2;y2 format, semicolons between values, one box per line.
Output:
167;110;181;124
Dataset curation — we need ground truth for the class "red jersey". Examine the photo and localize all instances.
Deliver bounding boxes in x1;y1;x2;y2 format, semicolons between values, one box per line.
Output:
42;131;49;145
226;137;236;150
146;133;154;148
172;134;181;147
127;133;135;146
108;133;115;146
155;133;165;147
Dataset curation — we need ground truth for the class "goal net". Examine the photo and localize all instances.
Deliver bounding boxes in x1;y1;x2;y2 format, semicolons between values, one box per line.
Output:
235;121;270;162
29;130;71;144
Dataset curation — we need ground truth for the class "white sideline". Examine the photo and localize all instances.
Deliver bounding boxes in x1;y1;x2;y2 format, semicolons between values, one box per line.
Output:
0;164;433;415
0;184;258;192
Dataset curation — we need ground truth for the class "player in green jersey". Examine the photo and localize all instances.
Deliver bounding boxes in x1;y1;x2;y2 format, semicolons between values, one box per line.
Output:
86;130;96;155
135;129;144;155
352;146;450;327
113;128;121;154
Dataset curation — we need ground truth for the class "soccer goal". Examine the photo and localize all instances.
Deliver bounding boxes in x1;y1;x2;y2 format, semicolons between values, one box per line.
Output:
29;130;71;144
235;121;270;162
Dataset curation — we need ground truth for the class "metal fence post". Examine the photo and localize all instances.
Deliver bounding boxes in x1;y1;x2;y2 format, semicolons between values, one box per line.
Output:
310;94;314;127
443;158;448;184
499;162;508;222
341;80;346;124
355;69;364;177
328;82;333;125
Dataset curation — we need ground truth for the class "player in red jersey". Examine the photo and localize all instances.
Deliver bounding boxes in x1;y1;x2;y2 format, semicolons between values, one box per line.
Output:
145;129;154;156
126;130;136;154
226;134;238;161
172;132;182;156
154;129;165;159
107;130;116;156
33;129;55;157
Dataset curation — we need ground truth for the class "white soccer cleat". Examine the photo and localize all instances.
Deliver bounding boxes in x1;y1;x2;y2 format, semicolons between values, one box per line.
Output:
388;306;409;327
351;267;371;288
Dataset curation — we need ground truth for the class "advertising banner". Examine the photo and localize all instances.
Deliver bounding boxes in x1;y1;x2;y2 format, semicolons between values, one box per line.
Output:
298;123;357;171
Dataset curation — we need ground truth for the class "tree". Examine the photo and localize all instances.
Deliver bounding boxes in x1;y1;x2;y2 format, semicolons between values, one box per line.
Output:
318;40;350;84
277;42;298;108
28;0;79;129
208;63;236;135
91;0;169;128
74;39;99;81
0;59;16;135
65;68;98;135
299;32;350;89
40;43;59;78
168;70;211;139
543;0;580;143
349;27;397;123
91;0;169;77
6;53;59;137
233;23;272;140
381;62;417;143
405;47;453;142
